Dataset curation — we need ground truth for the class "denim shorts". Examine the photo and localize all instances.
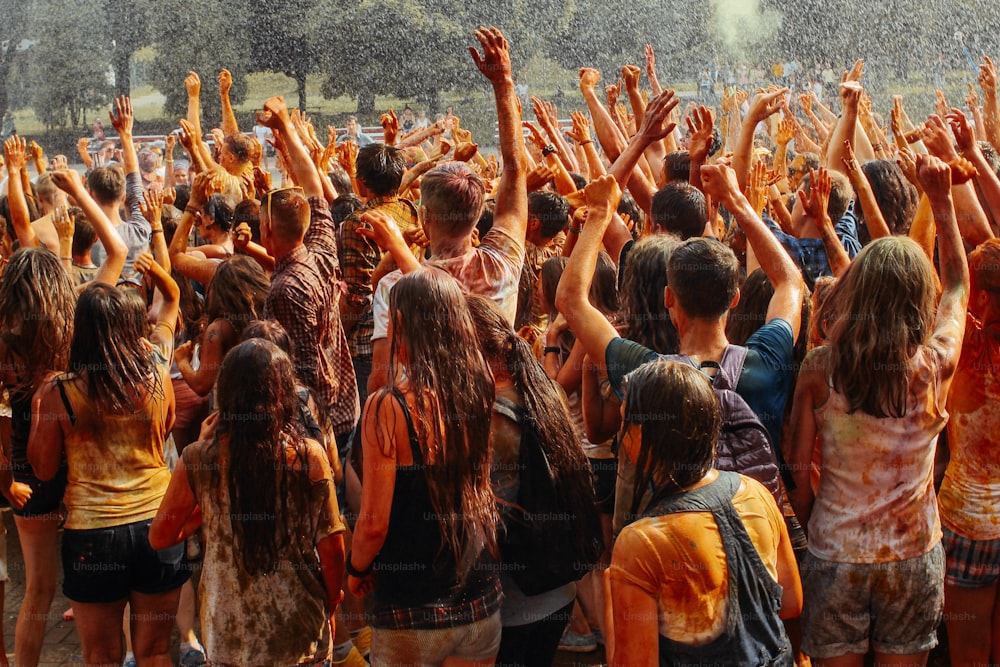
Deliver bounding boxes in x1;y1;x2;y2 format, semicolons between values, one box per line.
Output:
800;543;944;659
371;611;501;666
62;518;190;603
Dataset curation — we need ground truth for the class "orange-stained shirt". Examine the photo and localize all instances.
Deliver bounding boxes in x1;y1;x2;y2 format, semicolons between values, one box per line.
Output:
608;475;782;645
940;312;1000;539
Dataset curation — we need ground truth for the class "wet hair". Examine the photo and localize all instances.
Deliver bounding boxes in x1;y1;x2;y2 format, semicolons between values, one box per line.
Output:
240;319;294;360
233;199;261;245
858;159;918;239
618;191;645;237
204;256;270;336
331;193;364;225
667;237;740;320
172;185;191;212
384;268;498;573
327;164;353;198
569;172;588;190
87;166;125;205
202;194;235;233
70;209;97;257
825;237;936;418
420;162;487;236
650;182;707;240
215;339;316;576
223;134;253;164
355;143;406;196
970;238;1000;296
539;256;568;319
261;188;309;243
174;268;204;343
620;235;680;354
625;359;720;513
476;202;495;240
527;191;570;239
0;247;76;396
70;283;162;413
466;295;601;560
799;169;853;224
591;251;619;316
662;151;691;183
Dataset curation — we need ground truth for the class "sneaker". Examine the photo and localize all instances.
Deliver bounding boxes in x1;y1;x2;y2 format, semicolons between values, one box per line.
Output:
350;626;372;658
123;658;136;667
331;646;369;667
178;647;207;667
558;628;597;653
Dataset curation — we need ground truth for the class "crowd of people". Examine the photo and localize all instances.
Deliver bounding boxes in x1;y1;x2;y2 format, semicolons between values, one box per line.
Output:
0;22;997;667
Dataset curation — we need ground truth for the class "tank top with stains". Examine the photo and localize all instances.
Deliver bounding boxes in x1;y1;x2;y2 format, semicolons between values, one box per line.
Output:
808;346;946;563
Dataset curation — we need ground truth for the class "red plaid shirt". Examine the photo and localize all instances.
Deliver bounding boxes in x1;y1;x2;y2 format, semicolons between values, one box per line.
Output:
264;197;359;436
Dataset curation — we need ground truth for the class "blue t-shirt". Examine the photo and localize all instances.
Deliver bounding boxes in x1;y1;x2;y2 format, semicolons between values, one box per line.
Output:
763;204;861;290
605;318;796;448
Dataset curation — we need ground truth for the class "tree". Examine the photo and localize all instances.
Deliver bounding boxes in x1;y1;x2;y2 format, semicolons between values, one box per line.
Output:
106;0;151;97
247;0;320;110
0;0;32;114
26;0;115;130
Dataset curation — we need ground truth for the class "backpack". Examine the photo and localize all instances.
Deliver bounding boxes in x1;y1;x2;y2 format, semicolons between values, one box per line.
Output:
493;396;605;596
662;346;783;505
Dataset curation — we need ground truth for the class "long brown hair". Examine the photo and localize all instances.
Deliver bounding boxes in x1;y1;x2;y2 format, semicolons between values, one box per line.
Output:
204;255;269;336
0;247;75;396
620;235;679;354
215;339;314;575
466;295;600;560
385;268;498;574
825;237;937;418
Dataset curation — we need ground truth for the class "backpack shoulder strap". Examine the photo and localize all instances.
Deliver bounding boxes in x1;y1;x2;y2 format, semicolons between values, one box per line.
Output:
713;344;749;391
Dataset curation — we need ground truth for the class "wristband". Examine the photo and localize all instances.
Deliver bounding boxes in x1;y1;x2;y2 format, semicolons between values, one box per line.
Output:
184;205;201;215
541;144;557;157
544;346;561;355
346;550;373;578
60;256;73;261
569;226;582;234
151;228;164;234
579;140;593;146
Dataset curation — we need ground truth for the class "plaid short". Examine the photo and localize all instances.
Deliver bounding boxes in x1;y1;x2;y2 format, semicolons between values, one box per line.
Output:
943;523;1000;589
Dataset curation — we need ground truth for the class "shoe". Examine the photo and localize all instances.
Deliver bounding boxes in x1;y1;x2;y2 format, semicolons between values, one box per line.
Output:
331;646;369;667
123;657;136;667
593;627;605;645
350;626;372;658
558;628;597;653
178;647;207;667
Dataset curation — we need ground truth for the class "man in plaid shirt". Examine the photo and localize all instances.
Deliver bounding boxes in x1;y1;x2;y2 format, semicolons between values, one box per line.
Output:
258;95;360;447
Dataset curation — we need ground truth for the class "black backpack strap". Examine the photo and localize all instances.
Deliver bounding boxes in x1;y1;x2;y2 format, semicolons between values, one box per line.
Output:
493;395;525;426
55;377;77;427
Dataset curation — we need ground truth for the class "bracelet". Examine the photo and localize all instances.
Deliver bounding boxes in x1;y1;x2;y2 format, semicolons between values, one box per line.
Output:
346;551;373;578
151;228;164;234
184;205;200;215
544;346;562;355
541;144;557;157
60;256;72;261
569;226;582;234
579;140;593;146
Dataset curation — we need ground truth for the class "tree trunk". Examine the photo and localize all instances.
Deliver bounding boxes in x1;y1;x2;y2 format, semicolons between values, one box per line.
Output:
357;90;375;114
113;48;131;98
296;71;308;110
0;45;12;114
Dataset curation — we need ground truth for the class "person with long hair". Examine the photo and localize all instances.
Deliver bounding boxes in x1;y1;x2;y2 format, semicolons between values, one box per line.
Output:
28;251;183;667
150;339;347;667
347;269;501;666
787;155;969;666
0;153;127;667
607;359;801;665
174;254;269;398
467;295;602;667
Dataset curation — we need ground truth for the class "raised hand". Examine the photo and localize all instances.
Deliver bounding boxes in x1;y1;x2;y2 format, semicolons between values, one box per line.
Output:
380;108;399;145
109;95;134;136
920;114;959;161
454;142;479;162
133;251;156;276
967;83;981;111
838;81;863;111
4;136;27;171
636;89;679;142
605;80;622;110
217;69;232;96
178;119;200;154
525;163;554;191
357;209;407;251
469;26;512;86
140;189;164;227
583;173;622;212
747;159;770;213
49;154;68;171
777;117;797;145
48;168;86;195
522;121;549;151
164;132;176;157
935;90;951;119
337;140;358;175
841;139;862;175
190;170;218;208
948;108;977;153
579;67;601;93
253;165;272;194
799;93;813;114
52;205;73;242
915;153;952;200
185;71;201;98
686;105;716;163
644;44;657;80
259;96;291;130
699;163;743;204
162;186;177;207
896;146;920;190
566;111;592;144
27;140;45;165
622;65;641;91
842;59;865;83
980;56;998;94
747;87;788;124
233;222;253;250
798;167;832;222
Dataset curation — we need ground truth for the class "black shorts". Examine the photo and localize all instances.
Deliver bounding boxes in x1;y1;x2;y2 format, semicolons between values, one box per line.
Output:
10;465;67;519
588;457;618;515
61;518;190;603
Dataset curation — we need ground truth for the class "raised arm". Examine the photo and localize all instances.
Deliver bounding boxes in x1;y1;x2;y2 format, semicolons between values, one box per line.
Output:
554;175;623;374
109;95;139;178
980;56;1000;154
185;71;203;138
644;44;663;96
950;107;1000;240
49;169;127;286
824;81;863;178
260;96;322;198
580;68;628;163
842;140;891;240
733;87;787;190
218;69;239;137
134;250;180;332
469;27;528;241
139;189;171;273
701;163;804;338
608;90;679;215
3;136;39;248
803;167;851;276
